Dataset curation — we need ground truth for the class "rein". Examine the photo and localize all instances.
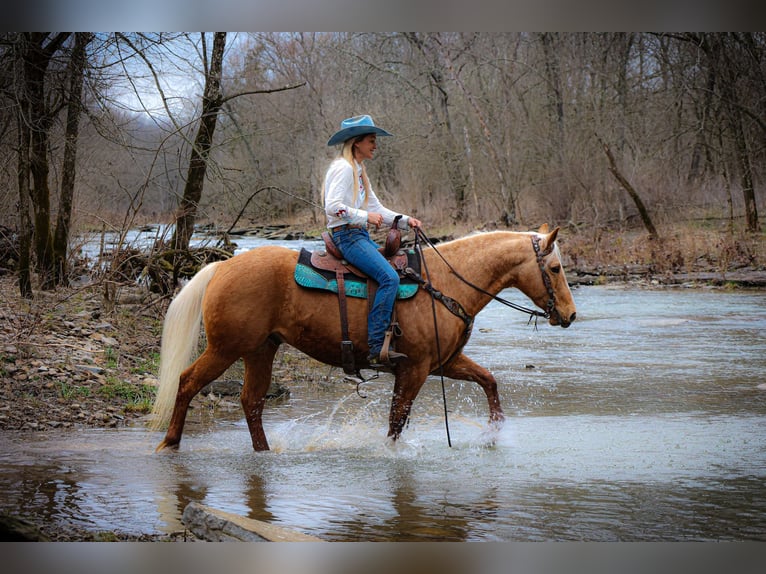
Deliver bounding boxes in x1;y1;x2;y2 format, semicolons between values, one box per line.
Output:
412;229;453;447
406;228;556;448
413;228;553;325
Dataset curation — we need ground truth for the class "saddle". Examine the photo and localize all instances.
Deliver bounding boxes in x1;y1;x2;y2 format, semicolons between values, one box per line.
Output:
294;234;420;300
293;220;420;375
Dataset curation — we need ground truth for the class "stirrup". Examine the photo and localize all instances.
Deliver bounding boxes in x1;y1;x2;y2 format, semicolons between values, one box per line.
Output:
367;350;408;368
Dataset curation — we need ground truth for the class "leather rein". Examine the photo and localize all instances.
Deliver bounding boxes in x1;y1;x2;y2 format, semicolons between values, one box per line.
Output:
410;229;555;327
406;228;556;449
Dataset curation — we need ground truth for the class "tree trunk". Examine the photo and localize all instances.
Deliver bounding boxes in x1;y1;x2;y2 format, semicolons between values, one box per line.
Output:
597;135;658;238
701;33;760;233
171;32;227;260
19;33;71;290
539;32;565;160
26;37;55;289
403;33;468;220
53;33;91;286
16;109;33;299
436;36;516;224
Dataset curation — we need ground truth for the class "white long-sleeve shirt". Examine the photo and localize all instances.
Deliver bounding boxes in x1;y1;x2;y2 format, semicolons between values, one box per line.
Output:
324;158;410;230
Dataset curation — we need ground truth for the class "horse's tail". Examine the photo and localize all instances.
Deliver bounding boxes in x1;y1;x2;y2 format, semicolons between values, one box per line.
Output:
149;261;221;431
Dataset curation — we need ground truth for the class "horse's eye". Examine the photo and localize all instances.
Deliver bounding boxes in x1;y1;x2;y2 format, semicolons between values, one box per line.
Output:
550;265;561;274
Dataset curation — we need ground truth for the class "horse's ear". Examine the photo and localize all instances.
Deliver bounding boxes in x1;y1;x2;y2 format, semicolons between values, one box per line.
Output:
540;226;560;253
538;223;550;233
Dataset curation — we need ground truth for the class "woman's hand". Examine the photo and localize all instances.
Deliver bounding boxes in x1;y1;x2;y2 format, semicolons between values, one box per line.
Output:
408;217;422;229
367;212;385;228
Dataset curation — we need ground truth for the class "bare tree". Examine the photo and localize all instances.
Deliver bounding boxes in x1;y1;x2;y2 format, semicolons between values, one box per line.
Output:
15;33;71;291
168;32;305;274
170;32;227;256
597;135;658;238
15;92;33;298
2;32;762;263
53;32;92;286
672;32;762;233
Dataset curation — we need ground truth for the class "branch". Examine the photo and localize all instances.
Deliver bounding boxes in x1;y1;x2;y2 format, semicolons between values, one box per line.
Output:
114;33;184;133
224;185;320;234
220;82;306;105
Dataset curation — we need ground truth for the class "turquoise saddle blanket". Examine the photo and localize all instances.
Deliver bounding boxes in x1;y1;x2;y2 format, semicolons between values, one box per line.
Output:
294;248;419;300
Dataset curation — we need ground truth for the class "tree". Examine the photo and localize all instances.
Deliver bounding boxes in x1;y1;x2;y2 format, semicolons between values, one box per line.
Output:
597;135;658;239
170;32;227;257
703;33;761;233
403;33;470;220
167;32;304;280
16;33;71;291
53;32;92;286
674;32;763;233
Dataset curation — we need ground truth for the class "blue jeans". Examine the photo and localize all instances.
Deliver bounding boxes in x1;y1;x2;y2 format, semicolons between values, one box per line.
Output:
331;227;400;357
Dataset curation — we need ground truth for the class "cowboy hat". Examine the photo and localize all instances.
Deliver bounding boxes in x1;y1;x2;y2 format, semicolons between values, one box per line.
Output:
327;115;393;146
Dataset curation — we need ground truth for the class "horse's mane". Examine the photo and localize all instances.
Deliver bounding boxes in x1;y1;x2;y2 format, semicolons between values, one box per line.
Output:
429;229;544;248
421;229;561;263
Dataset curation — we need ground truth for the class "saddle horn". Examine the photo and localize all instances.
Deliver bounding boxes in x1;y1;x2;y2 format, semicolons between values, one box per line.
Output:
382;215;403;257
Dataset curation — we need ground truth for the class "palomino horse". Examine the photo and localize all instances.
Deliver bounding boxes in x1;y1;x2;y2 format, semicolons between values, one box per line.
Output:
151;225;576;451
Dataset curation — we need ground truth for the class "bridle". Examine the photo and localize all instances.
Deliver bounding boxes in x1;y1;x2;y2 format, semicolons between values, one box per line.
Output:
531;235;557;320
412;229;556;325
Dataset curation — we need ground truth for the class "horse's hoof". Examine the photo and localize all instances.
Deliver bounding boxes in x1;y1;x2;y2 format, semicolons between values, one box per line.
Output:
155;440;179;453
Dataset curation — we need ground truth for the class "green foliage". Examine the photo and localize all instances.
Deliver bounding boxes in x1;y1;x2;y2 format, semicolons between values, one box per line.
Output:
56;382;92;400
98;378;156;414
131;351;160;375
104;346;118;369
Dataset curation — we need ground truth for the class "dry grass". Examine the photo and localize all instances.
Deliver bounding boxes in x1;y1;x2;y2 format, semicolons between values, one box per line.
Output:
560;222;764;275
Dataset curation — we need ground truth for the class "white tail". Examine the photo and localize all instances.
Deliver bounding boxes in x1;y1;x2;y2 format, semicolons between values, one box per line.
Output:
149;262;220;430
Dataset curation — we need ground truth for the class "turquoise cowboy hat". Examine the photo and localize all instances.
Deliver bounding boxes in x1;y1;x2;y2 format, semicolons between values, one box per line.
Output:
327;115;393;146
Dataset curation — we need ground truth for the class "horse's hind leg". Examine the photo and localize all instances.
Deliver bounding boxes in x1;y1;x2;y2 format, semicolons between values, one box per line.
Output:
241;339;280;452
158;348;236;451
441;353;505;425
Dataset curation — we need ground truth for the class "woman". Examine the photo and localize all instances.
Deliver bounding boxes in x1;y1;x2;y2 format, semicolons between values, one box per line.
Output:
324;115;422;368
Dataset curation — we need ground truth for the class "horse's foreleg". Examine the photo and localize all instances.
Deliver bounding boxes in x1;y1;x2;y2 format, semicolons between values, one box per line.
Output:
241;340;280;452
388;369;428;440
157;348;235;451
441;353;505;425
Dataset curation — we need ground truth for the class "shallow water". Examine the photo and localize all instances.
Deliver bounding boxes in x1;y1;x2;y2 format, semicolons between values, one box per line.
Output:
1;285;765;541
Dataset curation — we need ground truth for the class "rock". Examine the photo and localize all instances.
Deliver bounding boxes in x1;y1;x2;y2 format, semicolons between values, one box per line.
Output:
181;502;323;542
200;379;242;396
0;514;50;541
267;382;290;401
75;365;104;375
200;379;290;401
90;333;118;346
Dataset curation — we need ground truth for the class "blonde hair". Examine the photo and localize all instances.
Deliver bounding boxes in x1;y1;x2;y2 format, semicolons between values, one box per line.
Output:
322;135;372;209
341;137;371;209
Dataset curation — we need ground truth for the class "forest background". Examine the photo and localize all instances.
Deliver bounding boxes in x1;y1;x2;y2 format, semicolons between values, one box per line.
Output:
0;32;764;296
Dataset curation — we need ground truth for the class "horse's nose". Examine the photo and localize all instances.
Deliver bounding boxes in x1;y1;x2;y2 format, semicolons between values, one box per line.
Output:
558;311;576;328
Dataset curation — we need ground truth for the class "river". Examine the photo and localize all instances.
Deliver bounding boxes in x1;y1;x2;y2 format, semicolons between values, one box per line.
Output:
1;279;764;541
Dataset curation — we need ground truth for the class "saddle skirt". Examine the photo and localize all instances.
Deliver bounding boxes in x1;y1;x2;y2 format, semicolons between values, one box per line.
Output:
294;247;420;300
